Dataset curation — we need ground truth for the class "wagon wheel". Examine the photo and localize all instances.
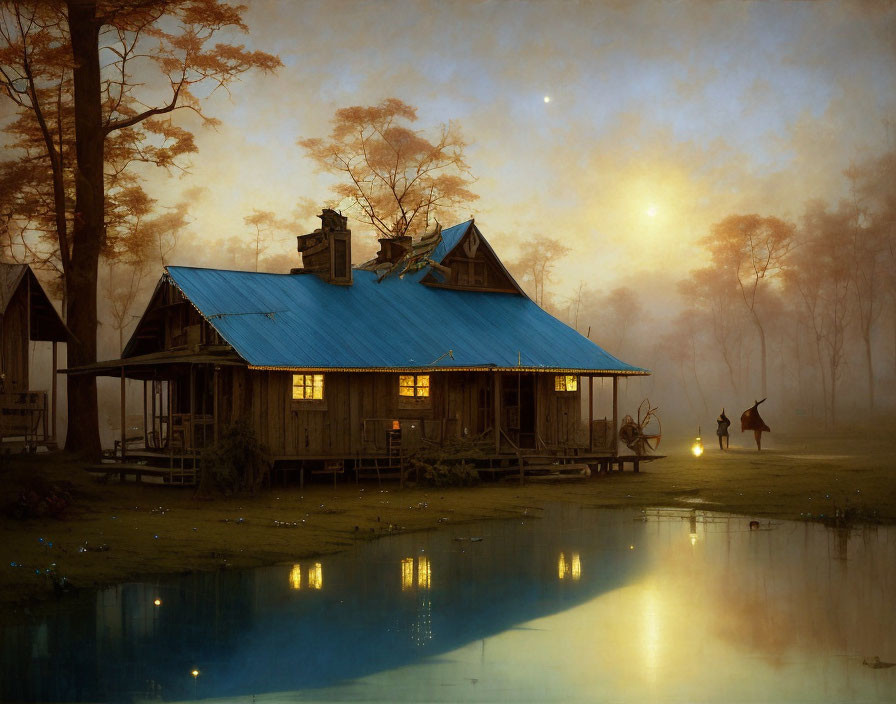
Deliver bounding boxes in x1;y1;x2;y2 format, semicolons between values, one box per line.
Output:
636;398;662;454
618;414;641;452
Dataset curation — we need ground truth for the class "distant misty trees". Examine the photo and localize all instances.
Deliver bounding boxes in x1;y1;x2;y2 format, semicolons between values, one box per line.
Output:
675;151;896;427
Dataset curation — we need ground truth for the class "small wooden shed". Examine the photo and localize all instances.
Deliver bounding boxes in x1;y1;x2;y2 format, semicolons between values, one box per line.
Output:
0;263;67;448
74;212;650;483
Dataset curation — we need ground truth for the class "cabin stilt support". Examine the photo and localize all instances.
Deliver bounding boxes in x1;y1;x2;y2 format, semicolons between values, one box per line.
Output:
588;375;594;452
612;375;618;457
120;367;126;463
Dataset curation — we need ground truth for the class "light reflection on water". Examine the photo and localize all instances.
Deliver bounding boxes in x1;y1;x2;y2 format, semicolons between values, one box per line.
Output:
2;506;894;702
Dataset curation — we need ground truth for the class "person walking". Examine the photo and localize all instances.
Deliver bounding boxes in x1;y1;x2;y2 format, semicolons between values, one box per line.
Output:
716;409;730;450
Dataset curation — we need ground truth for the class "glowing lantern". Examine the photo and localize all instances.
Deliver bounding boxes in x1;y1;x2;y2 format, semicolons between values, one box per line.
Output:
691;427;704;457
153;598;162;606
191;669;199;678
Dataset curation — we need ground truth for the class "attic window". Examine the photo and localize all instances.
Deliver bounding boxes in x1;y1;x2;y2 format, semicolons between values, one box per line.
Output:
399;374;430;398
554;375;578;392
293;374;324;400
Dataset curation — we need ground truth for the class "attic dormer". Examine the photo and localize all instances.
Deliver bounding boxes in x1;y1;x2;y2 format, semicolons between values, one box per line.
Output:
292;208;353;285
421;222;522;295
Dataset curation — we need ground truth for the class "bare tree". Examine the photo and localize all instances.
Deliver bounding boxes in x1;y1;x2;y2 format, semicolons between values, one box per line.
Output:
679;267;747;393
699;214;793;397
299;98;477;240
786;202;852;426
509;236;571;307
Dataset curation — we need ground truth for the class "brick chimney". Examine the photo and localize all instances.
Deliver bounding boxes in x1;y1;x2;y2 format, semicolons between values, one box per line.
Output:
292;209;352;284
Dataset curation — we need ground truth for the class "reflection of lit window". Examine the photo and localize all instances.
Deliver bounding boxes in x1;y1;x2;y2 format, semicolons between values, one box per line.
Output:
401;557;414;591
292;374;324;400
417;556;431;589
558;552;582;581
401;556;432;591
554;375;578;392
308;562;323;590
399;374;429;397
289;562;323;590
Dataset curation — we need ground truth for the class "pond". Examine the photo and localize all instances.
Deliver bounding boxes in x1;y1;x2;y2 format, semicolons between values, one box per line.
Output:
2;506;894;703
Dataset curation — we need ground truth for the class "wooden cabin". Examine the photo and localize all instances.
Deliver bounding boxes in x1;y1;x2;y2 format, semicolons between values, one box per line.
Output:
74;211;649;483
0;263;67;449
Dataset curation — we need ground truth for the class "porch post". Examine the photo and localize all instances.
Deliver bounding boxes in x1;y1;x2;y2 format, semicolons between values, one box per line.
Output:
588;375;593;452
493;372;502;454
213;365;220;445
189;364;195;451
120;366;127;461
142;379;148;449
51;341;57;441
612;375;618;457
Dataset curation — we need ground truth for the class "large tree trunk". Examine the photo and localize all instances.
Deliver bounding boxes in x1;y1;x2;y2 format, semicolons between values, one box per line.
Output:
64;0;102;458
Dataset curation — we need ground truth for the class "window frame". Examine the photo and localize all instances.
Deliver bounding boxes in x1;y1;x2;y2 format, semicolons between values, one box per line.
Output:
397;373;432;408
291;373;327;409
554;375;579;393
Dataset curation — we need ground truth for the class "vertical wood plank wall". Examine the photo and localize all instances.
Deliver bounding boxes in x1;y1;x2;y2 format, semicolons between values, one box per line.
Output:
216;369;582;458
0;285;30;391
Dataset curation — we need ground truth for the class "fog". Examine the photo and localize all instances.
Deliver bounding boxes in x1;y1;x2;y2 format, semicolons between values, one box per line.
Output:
4;0;895;442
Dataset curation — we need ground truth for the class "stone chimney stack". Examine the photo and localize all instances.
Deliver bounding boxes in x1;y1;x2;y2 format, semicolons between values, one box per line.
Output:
292;209;352;284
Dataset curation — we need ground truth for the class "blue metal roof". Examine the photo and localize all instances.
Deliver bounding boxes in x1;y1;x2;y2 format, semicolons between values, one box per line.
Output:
164;227;648;374
428;219;472;265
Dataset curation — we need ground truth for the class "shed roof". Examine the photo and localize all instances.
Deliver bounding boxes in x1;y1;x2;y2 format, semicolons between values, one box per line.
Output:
0;262;69;342
160;221;647;375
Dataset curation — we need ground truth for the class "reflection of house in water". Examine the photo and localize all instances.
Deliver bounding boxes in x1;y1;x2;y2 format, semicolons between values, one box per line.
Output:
0;506;648;701
70;210;648;484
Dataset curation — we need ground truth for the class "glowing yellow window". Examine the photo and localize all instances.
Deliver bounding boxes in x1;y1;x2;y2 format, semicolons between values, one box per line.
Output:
399;374;430;397
292;373;324;400
554;375;578;392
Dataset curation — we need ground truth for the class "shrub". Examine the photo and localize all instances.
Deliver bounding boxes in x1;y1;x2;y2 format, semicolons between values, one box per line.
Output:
199;420;270;495
410;458;479;487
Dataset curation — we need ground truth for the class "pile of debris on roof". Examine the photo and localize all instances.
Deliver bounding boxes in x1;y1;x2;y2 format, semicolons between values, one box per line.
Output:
357;222;444;281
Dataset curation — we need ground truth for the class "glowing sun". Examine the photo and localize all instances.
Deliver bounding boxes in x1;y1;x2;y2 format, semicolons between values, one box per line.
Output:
646;204;657;218
543;96;551;103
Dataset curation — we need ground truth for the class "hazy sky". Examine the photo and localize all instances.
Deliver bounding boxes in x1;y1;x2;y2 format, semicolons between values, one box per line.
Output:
135;0;896;295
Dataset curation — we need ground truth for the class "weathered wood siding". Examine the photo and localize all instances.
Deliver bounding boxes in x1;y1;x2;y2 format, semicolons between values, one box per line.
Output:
217;368;580;458
0;284;29;392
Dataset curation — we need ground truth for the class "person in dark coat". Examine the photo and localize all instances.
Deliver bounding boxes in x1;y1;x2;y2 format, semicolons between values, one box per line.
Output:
716;409;730;450
741;399;770;451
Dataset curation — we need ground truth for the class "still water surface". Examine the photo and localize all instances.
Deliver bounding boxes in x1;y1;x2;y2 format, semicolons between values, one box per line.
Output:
2;506;894;703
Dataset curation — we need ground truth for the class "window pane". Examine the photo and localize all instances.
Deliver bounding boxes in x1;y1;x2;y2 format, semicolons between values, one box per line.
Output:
399;375;414;386
566;376;578;391
554;375;564;391
417;375;429;388
399;385;415;397
416;385;430;397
